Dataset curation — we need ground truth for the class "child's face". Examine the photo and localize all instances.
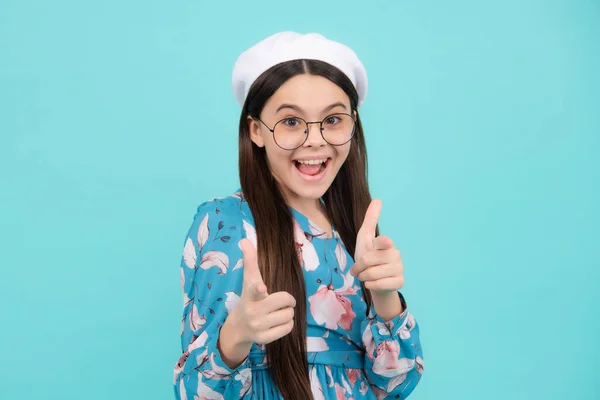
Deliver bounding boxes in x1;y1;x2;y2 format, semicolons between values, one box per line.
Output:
249;74;354;207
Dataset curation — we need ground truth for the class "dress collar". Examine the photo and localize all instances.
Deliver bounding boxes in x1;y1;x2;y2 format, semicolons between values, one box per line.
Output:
289;206;337;240
235;187;338;240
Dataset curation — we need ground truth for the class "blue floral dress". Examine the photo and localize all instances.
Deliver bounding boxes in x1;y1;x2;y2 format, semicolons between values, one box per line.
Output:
173;189;424;399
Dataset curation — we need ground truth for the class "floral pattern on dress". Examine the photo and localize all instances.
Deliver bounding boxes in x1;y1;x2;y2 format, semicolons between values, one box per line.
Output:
174;189;424;399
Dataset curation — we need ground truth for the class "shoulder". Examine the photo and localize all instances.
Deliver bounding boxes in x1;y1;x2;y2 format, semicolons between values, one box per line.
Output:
193;190;245;223
182;191;249;273
189;190;255;251
184;190;257;263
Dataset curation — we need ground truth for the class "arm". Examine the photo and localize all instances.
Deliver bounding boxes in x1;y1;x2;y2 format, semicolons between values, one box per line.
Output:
361;292;424;399
173;200;252;400
371;290;403;322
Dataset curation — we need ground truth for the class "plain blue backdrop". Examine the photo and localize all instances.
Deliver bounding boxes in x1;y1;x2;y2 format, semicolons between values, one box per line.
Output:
1;1;598;399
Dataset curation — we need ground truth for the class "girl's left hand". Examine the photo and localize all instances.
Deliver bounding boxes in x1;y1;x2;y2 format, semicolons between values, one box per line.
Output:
349;199;405;294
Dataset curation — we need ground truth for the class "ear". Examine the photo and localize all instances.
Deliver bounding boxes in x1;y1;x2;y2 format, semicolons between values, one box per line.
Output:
353;109;358;120
248;116;265;148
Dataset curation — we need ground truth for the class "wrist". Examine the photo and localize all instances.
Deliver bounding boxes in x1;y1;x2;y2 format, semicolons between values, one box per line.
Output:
224;309;246;346
219;311;253;369
371;289;398;305
370;290;403;321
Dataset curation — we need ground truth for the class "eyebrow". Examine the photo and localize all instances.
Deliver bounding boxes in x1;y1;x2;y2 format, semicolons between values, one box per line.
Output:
275;102;347;114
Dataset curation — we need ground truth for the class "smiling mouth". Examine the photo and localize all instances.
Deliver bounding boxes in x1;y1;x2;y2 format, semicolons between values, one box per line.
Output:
294;158;331;173
292;157;333;181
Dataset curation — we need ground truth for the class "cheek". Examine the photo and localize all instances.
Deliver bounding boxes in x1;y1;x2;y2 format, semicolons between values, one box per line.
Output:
264;144;290;171
335;145;352;167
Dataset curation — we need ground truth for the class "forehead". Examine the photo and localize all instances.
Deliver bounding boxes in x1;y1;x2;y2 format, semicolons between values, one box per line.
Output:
264;74;350;114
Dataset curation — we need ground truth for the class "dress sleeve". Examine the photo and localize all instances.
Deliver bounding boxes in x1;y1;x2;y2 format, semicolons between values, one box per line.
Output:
173;199;252;400
360;292;424;399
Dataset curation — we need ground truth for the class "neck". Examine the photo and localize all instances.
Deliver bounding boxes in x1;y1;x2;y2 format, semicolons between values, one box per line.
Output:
282;192;325;218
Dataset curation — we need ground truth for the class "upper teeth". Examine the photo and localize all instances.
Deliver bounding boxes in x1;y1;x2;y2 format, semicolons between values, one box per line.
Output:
296;159;327;165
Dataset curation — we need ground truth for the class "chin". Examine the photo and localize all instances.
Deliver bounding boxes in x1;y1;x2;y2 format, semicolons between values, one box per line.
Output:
291;185;329;200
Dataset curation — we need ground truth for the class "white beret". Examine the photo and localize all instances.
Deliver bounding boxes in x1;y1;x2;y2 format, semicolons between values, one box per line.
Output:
232;31;368;109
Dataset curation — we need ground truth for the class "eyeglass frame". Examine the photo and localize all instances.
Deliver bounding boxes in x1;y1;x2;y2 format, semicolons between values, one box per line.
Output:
252;112;357;150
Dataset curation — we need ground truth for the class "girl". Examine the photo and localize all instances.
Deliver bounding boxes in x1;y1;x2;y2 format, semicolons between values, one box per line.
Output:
173;32;424;400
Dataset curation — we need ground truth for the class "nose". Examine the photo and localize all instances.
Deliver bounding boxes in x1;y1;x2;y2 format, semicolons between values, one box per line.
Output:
303;122;326;147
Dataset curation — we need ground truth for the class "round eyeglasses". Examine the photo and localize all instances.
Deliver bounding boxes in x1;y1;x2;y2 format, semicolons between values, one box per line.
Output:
254;113;356;150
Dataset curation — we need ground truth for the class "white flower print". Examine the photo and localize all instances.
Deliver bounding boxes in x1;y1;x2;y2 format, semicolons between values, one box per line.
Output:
309;272;357;330
199;352;231;380
224;291;240;314
308;219;326;237
197;213;209;251
334;241;348;271
242;220;256;249
189;303;206;331
358;381;369;395
306;336;329;352
293;220;319;271
183;238;196;269
191;331;208;350
416;356;424;374
325;365;334;388
235;368;252;397
340;374;353;394
395;312;416;340
174;191;424;399
362;325;376;362
372;341;416;378
199;251;229;275
233;258;243;271
386;373;407;393
310;367;326;400
179;380;188;400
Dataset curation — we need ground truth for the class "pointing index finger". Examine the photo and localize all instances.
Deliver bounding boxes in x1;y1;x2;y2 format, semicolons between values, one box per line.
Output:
240;238;265;291
358;199;382;242
373;235;394;250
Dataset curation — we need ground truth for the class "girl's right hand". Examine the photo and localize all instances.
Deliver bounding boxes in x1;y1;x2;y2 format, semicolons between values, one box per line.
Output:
232;238;297;346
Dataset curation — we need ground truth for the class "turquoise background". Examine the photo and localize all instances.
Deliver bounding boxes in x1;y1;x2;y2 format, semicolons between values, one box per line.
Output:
1;0;598;399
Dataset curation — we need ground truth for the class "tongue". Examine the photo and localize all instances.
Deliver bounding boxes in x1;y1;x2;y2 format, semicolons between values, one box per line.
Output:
297;162;322;176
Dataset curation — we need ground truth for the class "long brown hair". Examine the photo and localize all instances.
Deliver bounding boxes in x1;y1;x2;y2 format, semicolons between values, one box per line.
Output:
239;59;378;399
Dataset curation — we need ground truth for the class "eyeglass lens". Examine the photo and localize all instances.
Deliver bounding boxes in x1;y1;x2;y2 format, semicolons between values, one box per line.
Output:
273;114;355;150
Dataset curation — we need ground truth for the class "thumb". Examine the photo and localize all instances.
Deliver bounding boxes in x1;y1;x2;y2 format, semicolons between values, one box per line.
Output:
357;199;383;247
246;280;268;301
373;235;394;250
240;238;268;301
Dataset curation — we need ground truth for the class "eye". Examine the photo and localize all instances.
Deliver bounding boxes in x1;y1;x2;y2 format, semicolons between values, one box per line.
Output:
282;117;301;127
324;115;342;125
